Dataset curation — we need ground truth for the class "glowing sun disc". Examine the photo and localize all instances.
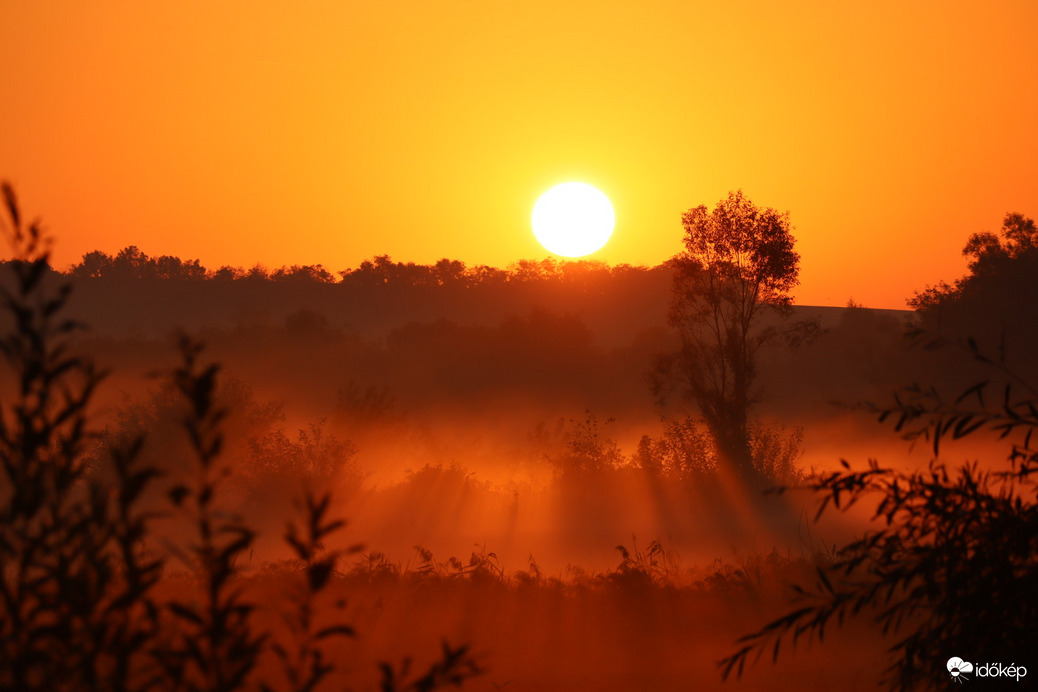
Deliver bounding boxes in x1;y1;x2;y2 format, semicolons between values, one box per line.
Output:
532;182;615;257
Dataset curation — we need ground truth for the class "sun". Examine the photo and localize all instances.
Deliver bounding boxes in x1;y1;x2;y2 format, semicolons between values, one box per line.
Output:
531;182;615;257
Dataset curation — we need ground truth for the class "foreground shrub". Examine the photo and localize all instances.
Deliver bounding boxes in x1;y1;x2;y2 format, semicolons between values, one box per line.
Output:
0;182;480;692
721;351;1038;690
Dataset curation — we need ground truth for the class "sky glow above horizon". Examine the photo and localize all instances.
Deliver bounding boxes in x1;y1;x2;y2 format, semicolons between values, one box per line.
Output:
1;1;1036;308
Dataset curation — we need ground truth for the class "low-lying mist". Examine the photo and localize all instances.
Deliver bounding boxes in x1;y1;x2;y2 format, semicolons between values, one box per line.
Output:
73;292;1001;579
5;252;1024;691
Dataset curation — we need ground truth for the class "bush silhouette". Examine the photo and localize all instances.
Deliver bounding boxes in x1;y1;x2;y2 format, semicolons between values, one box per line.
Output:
636;415;804;486
0;181;171;691
0;182;480;692
720;348;1038;690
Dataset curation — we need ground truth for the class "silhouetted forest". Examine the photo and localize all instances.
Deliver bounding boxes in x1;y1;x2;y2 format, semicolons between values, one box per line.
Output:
59;248;668;346
3;242;920;413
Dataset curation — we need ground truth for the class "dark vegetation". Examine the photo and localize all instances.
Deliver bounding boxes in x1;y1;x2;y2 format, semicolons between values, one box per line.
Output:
5;176;1034;691
66;245;630;287
910;212;1038;377
55;244;669;337
723;212;1038;690
653;191;814;486
0;184;481;692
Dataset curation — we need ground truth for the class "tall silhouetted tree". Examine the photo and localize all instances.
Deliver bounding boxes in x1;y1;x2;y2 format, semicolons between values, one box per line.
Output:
656;190;801;483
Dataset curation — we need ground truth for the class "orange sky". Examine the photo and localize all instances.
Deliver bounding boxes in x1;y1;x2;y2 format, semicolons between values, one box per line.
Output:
2;1;1036;308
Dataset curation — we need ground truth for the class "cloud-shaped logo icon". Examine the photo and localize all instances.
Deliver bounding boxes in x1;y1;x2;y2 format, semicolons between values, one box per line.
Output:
947;657;974;682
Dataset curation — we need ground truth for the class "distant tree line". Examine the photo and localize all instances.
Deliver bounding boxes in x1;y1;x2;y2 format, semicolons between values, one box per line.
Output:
61;246;663;288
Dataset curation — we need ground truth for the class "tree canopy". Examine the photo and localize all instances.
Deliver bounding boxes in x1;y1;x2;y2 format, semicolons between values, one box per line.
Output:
911;212;1038;313
61;246;657;290
659;190;802;483
909;212;1038;369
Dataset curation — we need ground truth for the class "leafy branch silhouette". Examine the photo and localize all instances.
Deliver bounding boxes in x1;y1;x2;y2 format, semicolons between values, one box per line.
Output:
0;180;482;692
720;352;1038;691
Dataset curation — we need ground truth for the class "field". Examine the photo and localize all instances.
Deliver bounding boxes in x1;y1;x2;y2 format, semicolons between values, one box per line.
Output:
1;240;1032;691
